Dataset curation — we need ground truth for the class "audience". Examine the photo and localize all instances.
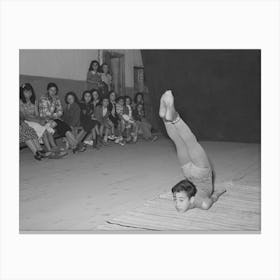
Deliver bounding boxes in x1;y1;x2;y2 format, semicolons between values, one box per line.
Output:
20;60;158;160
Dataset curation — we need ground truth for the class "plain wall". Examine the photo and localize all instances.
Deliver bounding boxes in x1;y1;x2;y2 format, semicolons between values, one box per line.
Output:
20;49;99;81
20;49;143;88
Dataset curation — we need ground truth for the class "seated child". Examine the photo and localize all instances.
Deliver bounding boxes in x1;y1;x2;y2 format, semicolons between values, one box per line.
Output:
115;96;126;145
62;91;81;149
123;96;138;143
133;103;157;141
95;96;114;145
79;90;100;148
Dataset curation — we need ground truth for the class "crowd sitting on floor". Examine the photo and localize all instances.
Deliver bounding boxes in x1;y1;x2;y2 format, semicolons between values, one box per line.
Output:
20;81;158;161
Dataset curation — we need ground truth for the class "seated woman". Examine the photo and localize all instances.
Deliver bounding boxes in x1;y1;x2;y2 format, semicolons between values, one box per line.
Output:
79;90;101;148
133;103;157;142
38;83;85;153
20;113;51;161
159;90;226;212
19;83;66;158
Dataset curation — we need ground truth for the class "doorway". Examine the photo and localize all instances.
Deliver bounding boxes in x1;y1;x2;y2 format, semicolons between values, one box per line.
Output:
103;51;125;96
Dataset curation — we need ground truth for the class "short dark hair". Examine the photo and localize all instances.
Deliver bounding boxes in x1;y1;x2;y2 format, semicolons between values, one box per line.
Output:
90;88;100;96
116;96;124;103
81;90;93;103
134;92;144;104
101;63;110;73
47;82;59;92
102;95;109;101
89;60;100;71
64;91;79;104
20;83;36;104
108;90;117;99
124;95;132;105
171;179;197;199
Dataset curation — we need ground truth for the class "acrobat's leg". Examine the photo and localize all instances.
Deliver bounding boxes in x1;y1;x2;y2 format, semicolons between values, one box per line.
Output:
161;90;210;169
160;95;191;166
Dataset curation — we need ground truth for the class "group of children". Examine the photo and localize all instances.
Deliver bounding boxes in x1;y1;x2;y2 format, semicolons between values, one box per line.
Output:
20;81;157;161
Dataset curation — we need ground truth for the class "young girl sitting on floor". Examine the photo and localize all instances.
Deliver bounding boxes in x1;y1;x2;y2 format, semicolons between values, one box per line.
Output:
95;96;114;145
133;103;157;142
123;96;138;143
108;90;119;141
79;90;101;149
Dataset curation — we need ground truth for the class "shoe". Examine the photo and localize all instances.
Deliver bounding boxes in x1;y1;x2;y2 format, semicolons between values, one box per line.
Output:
48;151;68;159
132;133;138;143
51;146;66;152
151;135;158;142
84;140;93;146
119;140;125;146
102;140;108;146
77;144;86;152
107;135;115;141
38;150;52;158
34;151;42;161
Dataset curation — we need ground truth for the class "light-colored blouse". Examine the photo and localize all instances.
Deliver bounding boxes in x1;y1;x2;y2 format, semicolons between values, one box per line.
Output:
38;95;63;120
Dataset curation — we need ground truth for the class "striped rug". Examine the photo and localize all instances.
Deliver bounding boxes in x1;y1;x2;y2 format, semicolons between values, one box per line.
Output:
98;183;260;232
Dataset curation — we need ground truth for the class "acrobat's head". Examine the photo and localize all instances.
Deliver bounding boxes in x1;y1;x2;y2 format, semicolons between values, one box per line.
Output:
171;179;197;212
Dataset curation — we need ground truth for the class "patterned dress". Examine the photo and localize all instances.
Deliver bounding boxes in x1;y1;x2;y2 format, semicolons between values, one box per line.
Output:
20;121;38;143
20;100;47;139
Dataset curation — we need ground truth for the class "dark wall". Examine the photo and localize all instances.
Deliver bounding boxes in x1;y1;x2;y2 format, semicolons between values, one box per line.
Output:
141;50;261;143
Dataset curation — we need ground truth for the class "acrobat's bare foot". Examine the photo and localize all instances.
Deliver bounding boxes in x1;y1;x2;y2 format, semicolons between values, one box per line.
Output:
161;90;178;122
159;94;167;118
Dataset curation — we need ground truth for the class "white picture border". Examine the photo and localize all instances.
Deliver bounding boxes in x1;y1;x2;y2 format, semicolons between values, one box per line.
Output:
1;0;279;279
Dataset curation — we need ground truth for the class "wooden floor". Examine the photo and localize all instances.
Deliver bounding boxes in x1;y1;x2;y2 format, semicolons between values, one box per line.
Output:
20;138;260;232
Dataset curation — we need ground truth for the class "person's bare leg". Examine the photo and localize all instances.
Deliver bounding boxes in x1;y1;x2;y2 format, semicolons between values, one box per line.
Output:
159;93;191;166
164;121;191;166
47;131;57;148
77;129;87;143
42;132;51;151
32;138;42;151
162;90;210;169
25;139;37;155
91;128;96;140
65;131;78;148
